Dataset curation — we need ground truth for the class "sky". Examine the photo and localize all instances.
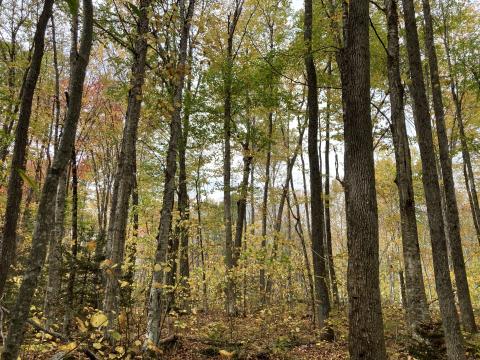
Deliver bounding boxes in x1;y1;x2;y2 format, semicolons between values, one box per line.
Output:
291;0;303;10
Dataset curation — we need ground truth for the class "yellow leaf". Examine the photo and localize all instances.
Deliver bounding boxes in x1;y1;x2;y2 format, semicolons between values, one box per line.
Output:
75;317;87;332
115;346;125;354
31;316;41;326
93;342;102;350
219;349;234;358
59;342;77;351
154;263;162;272
134;340;142;347
91;311;108;328
86;240;97;252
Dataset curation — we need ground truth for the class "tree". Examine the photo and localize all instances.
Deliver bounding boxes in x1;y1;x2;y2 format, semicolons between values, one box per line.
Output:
146;0;195;347
102;0;152;336
0;0;54;299
422;0;476;333
385;0;430;329
341;0;387;356
401;0;465;356
1;0;93;356
304;0;330;332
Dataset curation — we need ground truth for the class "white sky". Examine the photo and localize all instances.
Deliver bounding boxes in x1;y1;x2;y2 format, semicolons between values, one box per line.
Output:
291;0;303;10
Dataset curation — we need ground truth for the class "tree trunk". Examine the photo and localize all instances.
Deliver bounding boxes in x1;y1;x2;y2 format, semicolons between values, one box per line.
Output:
102;0;151;336
324;59;339;307
223;1;243;317
401;0;465;356
1;0;93;356
341;0;387;356
385;0;430;328
259;112;273;298
44;169;67;328
304;0;330;332
146;0;195;346
440;6;480;245
0;0;55;299
422;0;476;334
63;149;79;335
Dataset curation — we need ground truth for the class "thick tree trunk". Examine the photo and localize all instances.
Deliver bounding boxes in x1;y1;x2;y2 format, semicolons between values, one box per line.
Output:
102;0;151;336
304;0;330;331
1;0;93;356
146;0;195;346
0;0;55;299
401;0;465;356
341;0;387;357
385;0;430;328
422;0;476;334
44;169;67;328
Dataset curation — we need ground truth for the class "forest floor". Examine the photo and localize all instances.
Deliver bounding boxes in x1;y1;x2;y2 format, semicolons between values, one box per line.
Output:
15;305;480;359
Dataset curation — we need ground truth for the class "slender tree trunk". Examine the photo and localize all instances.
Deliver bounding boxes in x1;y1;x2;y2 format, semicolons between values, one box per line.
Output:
324;59;339;307
63;149;79;335
422;0;476;333
146;0;195;346
289;178;316;325
102;0;151;336
259;112;273;298
385;0;430;328
1;0;93;356
341;0;387;356
440;7;480;245
304;0;330;331
401;0;465;356
223;1;243;316
0;0;55;299
195;153;208;312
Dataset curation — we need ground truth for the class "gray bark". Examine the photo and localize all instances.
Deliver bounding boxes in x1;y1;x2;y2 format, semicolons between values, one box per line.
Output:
0;0;55;299
421;0;476;333
401;0;465;356
102;0;151;336
341;0;387;356
146;0;195;346
385;0;430;328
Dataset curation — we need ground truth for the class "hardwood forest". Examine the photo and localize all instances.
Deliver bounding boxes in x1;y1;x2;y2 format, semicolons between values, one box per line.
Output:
0;0;479;358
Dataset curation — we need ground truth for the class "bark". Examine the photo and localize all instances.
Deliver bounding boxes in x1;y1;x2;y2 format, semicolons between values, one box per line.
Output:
44;169;67;327
146;0;195;346
341;0;387;357
422;0;476;333
0;0;55;299
195;153;208;312
63;149;79;335
233;142;253;267
304;0;330;331
223;0;243;316
102;0;151;335
324;59;339;307
385;0;430;328
1;0;93;356
401;0;465;356
259;112;273;297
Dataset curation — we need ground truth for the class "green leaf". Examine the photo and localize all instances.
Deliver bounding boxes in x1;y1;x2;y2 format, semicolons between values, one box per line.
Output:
126;2;141;18
64;0;79;16
16;168;39;195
